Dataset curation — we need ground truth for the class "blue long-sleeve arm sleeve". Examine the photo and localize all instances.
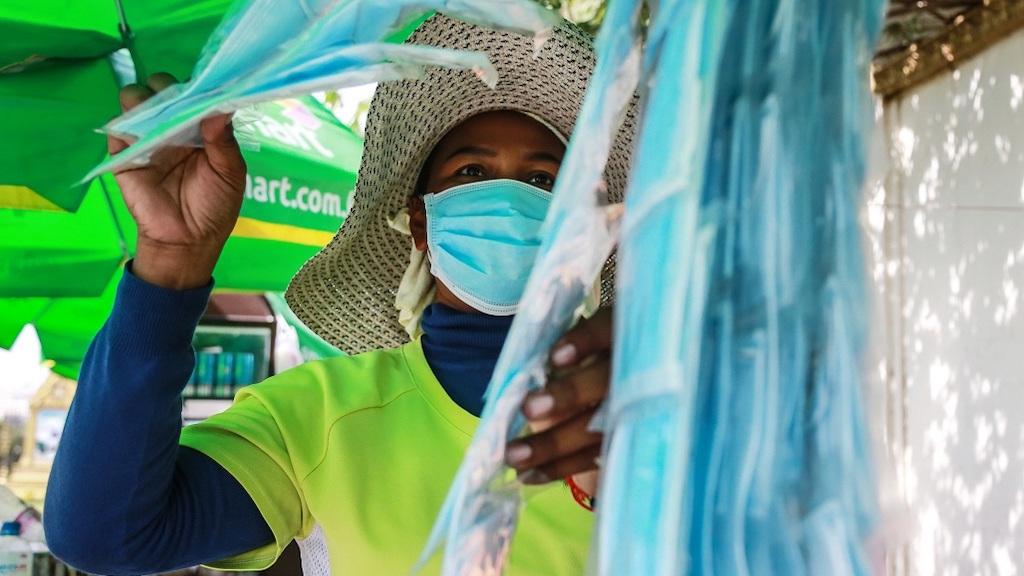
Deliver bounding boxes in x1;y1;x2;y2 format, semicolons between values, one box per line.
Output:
44;264;275;575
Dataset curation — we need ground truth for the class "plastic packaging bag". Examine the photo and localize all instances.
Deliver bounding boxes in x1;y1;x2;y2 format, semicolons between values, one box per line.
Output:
86;0;559;179
414;0;643;572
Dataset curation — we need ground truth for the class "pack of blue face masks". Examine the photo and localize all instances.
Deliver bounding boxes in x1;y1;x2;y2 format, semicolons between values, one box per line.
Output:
87;0;560;180
424;0;885;574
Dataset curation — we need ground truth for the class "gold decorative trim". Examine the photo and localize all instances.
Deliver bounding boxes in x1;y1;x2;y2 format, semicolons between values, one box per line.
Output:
872;0;1024;99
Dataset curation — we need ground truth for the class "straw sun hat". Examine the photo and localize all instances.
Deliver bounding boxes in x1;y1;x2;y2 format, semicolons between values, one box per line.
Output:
285;13;637;355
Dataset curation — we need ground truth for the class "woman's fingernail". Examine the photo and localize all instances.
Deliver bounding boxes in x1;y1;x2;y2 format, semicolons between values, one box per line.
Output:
551;342;577;366
506;443;532;466
524;394;554;419
517;469;550;485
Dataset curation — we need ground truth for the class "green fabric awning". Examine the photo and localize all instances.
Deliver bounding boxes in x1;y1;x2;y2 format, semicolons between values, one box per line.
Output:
0;0;234;211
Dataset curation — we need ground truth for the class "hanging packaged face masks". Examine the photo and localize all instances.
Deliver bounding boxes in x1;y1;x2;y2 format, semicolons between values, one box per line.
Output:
424;179;552;315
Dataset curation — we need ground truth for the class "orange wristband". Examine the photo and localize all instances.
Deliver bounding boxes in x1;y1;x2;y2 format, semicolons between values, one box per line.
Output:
565;476;595;512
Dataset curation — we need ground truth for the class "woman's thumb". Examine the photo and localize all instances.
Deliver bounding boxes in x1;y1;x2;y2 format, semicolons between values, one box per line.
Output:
200;113;247;185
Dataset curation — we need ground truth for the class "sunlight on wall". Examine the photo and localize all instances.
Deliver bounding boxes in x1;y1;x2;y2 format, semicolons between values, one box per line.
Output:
870;25;1024;576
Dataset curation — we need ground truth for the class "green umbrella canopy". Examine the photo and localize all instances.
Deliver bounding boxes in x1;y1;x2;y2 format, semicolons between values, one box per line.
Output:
0;96;362;298
0;269;121;380
1;1;122;67
1;0;233;76
215;97;363;290
0;175;131;298
0;97;362;377
0;0;234;212
0;3;419;212
0;2;418;377
117;0;237;82
0;58;121;212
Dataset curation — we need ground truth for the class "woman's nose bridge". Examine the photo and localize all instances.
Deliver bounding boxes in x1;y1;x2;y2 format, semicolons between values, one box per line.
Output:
489;151;531;181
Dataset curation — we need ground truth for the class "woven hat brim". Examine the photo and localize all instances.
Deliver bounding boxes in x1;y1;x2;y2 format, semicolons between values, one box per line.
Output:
285;14;637;355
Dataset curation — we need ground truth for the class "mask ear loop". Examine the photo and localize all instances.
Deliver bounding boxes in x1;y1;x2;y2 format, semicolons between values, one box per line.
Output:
389;207;436;339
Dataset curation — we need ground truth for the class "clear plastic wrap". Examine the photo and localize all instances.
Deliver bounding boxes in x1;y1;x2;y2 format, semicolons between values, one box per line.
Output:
86;0;559;179
414;0;643;573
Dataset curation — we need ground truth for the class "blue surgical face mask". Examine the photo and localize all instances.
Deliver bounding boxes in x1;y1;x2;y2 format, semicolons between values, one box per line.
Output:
424;179;552;315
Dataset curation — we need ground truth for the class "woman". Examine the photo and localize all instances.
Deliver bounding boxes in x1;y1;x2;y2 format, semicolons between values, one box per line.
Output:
44;14;635;575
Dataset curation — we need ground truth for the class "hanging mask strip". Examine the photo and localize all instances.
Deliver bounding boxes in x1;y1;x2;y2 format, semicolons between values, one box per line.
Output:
418;0;886;573
414;0;643;571
86;0;561;180
597;0;885;574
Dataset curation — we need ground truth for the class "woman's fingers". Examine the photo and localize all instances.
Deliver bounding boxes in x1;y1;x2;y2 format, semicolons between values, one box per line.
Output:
107;134;130;157
549;307;613;370
506;407;603;483
146;72;178;93
519;445;603;485
522;354;609;422
118;72;178;113
118;84;154;113
503;307;615;488
199;113;246;185
521;307;614;422
111;72;245;184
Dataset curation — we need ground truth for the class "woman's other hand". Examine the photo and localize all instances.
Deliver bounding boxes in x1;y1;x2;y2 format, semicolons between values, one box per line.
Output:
505;308;612;498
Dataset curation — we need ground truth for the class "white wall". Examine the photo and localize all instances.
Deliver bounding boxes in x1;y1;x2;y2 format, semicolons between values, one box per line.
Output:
866;26;1024;576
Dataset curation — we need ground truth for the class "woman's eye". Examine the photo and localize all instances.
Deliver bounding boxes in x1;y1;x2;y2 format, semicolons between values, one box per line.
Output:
527;173;555;187
457;165;484;177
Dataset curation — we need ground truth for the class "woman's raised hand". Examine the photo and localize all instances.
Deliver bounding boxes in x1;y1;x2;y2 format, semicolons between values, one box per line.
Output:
110;73;248;290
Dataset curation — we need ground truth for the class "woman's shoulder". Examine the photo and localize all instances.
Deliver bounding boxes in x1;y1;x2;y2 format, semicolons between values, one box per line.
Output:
236;340;426;415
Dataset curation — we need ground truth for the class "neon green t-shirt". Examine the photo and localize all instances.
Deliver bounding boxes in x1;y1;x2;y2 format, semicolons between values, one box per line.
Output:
179;339;593;574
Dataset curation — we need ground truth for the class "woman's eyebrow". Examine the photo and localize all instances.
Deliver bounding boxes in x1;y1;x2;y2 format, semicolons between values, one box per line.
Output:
526;151;563;164
445;145;497;161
